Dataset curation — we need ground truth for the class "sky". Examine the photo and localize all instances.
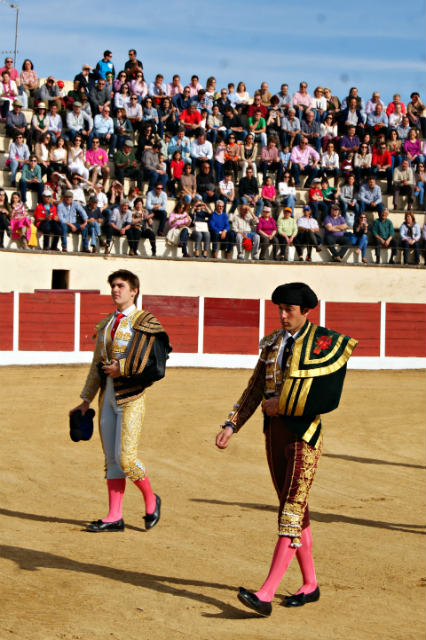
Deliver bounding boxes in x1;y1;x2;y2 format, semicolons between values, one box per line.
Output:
0;0;424;104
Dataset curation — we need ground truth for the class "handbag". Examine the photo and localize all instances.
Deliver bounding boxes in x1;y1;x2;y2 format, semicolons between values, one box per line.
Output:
166;226;183;246
194;221;209;233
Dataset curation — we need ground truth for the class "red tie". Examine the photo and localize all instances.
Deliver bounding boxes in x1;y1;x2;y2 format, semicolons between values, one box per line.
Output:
110;313;124;339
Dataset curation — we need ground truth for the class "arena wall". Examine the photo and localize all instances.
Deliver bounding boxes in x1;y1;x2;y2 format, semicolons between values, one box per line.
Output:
1;252;425;368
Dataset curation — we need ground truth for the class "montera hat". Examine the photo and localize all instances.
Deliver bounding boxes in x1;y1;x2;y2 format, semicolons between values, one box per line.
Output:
272;282;318;309
69;408;95;442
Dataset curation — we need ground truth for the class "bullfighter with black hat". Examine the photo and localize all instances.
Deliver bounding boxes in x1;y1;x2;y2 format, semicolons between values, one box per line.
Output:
216;282;357;616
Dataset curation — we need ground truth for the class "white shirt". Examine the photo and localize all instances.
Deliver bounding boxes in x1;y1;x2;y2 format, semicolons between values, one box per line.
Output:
277;327;303;368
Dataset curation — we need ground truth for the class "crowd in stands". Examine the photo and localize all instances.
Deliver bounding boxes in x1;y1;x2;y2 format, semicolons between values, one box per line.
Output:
0;49;425;264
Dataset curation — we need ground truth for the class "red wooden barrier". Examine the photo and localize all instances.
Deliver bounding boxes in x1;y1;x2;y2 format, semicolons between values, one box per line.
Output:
0;293;13;350
19;292;74;351
325;302;381;356
80;293;114;350
386;303;426;357
143;295;198;353
204;298;259;354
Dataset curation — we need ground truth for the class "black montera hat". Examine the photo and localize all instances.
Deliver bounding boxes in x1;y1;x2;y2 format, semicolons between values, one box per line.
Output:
69;408;95;442
271;283;318;309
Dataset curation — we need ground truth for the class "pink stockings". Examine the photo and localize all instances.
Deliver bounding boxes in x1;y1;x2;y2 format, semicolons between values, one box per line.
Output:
254;526;317;602
102;475;156;523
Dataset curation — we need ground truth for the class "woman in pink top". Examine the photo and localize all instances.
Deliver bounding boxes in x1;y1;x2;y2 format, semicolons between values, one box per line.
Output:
292;81;313;120
403;128;422;166
167;201;192;257
257;205;279;260
129;71;148;102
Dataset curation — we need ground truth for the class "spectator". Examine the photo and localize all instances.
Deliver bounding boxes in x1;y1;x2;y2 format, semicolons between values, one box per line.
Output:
177;162;196;203
67;135;89;180
260;137;281;183
301;110;321;153
5;99;27;140
84;193;105;252
421;223;426;262
311;86;327;123
206;104;224;143
341;87;365;113
9;191;31;249
114;82;131;112
66;100;93;145
127;196;156;257
7;133;30;187
259;81;272;107
113;70;128;93
19;155;44;205
114;139;142;189
247;109;267;147
148;74;167;102
321;176;340;215
308;178;328;221
0;189;10;248
386;93;406;117
141;96;159;131
399;212;420;265
124;49;143;82
276;206;298;260
112;107;133;151
169;127;191;164
349;212;369;263
323;203;350;262
146;182;168;236
232;204;260;260
209;200;234;258
129;71;148;102
366;103;389;137
323;87;341;113
172;85;192;113
74;64;95;95
197;161;217;206
257;205;279;260
371;208;397;264
190;130;213;171
34;132;52;178
239;132;258;177
46;103;62;144
341;151;355;176
223;105;246;141
414;161;425;209
95;50;115;80
238;166;263;216
290;136;320;187
359;176;384;216
158;96;177;138
31;102;49;144
340;125;360;154
386;129;403;171
261;176;276;207
291;81;313;120
339;97;365;136
37;76;61;110
218;171;236;213
93;105;114;156
57;189;89;252
89;77;111;114
275;83;291;112
179;102;202;135
86;137;110;186
189;199;211;257
125;93;143;129
33;188;61;251
294;204;322;261
223;134;240;182
142;143;167;190
280;107;301;148
371;141;393;194
0;70;18;119
103;199;131;253
339;173;359;218
320;113;338;151
321;141;339;184
365;91;385;115
265;95;282;137
396;116;411;141
247;93;268;119
354;142;372;184
235;81;250;107
393;159;414;211
404;128;422;167
166;74;183;98
388;103;404;130
407;92;426;138
49;136;68;175
277;171;296;214
167;201;192;257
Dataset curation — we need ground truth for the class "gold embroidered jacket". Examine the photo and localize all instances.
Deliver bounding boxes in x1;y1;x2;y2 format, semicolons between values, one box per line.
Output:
226;321;357;447
81;309;172;406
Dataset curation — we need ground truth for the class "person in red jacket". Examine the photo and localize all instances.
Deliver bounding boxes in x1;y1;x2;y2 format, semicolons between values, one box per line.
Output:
33;187;62;250
372;142;392;194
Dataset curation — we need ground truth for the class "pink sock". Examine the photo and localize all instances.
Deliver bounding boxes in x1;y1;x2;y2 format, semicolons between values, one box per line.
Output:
102;478;126;522
133;475;156;514
254;536;297;602
294;525;318;595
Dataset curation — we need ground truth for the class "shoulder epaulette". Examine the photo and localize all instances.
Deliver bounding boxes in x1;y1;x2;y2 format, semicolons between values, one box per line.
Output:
290;323;358;378
132;309;166;335
259;329;282;350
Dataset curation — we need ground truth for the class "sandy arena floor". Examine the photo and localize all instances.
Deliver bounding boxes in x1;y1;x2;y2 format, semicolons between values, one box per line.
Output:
0;366;425;640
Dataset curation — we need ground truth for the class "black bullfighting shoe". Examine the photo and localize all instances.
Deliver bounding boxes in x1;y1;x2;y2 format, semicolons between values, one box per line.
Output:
144;494;161;530
237;587;272;616
86;518;125;532
282;586;320;607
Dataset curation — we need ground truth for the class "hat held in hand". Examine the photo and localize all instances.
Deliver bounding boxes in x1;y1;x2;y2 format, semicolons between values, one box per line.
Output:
69;408;95;442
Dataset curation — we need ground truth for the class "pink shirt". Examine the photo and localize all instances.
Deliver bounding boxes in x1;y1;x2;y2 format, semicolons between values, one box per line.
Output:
167;82;183;97
290;145;319;167
168;211;191;229
292;92;313;108
188;82;203;98
257;216;277;235
86;148;108;167
262;185;276;200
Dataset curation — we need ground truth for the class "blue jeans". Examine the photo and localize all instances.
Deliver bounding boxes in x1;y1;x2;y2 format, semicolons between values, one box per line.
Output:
87;220;101;246
339;198;360;218
291;164;319;187
61;222;89;250
19;179;44;205
210;229;235;253
240;196;263;216
280;193;296;214
417;181;424;205
348;232;368;258
254;132;267;147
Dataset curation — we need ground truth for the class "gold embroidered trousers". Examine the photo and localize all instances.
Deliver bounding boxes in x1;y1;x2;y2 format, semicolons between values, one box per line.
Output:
265;416;323;547
99;376;146;481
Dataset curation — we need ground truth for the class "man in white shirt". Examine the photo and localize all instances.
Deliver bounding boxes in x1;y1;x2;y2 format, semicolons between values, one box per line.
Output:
190;130;213;172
